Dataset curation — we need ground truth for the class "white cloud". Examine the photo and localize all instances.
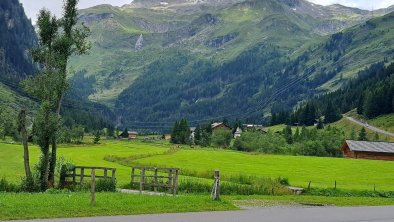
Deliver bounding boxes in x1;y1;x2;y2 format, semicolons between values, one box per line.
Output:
306;0;394;10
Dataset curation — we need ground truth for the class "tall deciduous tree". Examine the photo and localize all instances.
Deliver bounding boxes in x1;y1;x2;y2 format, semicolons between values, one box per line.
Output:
24;0;90;190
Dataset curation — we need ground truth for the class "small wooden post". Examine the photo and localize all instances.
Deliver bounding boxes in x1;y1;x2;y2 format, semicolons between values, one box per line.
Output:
173;169;179;196
168;169;173;193
334;181;337;189
139;168;145;194
91;169;96;207
111;168;116;184
131;167;135;188
80;168;85;184
154;168;158;192
374;184;376;192
104;168;108;179
308;181;311;189
212;170;220;201
72;167;76;184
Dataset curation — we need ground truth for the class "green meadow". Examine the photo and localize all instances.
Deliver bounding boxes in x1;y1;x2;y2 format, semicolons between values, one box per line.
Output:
2;139;394;191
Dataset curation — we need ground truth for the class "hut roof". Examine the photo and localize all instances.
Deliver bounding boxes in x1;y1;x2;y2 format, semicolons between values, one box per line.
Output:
345;140;394;153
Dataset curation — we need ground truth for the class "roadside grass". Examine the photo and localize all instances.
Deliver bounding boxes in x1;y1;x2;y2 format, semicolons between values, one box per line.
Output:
227;195;394;207
1;192;394;221
0;192;237;220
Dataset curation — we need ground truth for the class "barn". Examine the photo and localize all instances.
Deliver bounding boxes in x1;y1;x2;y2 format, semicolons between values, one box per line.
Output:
341;140;394;161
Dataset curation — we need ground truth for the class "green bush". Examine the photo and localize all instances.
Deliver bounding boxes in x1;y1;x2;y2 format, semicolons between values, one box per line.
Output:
96;179;116;192
304;188;394;198
0;178;19;192
211;129;233;148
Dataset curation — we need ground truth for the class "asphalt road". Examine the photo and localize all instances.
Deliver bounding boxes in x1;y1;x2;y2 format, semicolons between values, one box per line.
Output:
345;116;394;137
12;206;394;222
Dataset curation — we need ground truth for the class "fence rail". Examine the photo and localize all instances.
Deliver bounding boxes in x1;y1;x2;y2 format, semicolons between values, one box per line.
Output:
61;166;116;186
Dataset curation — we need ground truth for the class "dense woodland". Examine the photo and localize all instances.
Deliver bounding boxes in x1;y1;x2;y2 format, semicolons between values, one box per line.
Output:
271;61;394;126
0;0;36;80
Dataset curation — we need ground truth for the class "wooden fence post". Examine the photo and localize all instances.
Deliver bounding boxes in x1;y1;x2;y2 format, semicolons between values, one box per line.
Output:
139;168;145;194
334;181;337;189
112;168;116;184
80;168;85;184
72;167;76;185
154;168;158;192
91;169;96;207
173;169;179;196
374;184;376;192
168;169;173;193
211;170;220;201
104;168;108;179
131;168;135;189
308;181;311;189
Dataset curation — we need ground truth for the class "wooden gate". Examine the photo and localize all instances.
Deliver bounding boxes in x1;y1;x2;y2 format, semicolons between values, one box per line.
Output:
131;166;179;195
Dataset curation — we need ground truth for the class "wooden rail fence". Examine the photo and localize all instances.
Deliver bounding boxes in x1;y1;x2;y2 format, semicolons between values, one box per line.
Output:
62;166;116;185
131;166;179;195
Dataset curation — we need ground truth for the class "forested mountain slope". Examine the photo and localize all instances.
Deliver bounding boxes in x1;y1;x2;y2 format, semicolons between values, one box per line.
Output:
0;0;36;80
65;0;394;128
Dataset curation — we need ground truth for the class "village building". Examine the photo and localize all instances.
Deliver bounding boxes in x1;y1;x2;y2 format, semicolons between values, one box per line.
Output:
341;140;394;161
190;127;196;140
127;131;138;140
242;124;268;133
211;122;232;131
234;127;242;138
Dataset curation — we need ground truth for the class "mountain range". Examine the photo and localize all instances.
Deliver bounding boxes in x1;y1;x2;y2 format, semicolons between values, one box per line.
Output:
2;0;394;130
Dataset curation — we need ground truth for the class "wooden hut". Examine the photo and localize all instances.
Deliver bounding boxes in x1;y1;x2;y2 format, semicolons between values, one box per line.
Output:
341;140;394;161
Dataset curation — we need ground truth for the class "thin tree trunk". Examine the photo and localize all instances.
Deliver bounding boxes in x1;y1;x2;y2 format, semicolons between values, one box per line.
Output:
48;94;64;186
18;110;32;182
41;141;50;191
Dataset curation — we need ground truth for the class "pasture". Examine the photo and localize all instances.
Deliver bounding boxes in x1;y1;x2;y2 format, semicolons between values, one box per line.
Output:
1;140;394;191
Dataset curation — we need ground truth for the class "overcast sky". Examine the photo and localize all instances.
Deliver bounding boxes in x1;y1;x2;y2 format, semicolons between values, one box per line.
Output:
20;0;394;24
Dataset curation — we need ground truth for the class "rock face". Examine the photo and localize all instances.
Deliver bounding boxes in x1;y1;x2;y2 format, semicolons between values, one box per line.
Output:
79;13;114;25
206;33;238;48
0;0;37;79
135;34;144;50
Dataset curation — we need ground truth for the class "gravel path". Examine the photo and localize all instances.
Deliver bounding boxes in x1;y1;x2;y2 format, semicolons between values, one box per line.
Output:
345;116;394;137
11;206;394;222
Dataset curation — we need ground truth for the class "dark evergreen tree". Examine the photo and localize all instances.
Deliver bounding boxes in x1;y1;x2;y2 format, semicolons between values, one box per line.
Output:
358;127;368;141
324;101;341;123
282;125;293;144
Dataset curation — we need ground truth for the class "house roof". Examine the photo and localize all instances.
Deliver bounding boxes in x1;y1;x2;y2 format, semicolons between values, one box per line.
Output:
345;140;394;154
235;127;242;134
211;122;231;129
128;131;138;135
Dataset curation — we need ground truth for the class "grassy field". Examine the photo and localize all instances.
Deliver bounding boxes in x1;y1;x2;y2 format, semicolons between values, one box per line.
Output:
132;148;394;190
2;140;394;191
0;140;169;185
0;192;236;220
